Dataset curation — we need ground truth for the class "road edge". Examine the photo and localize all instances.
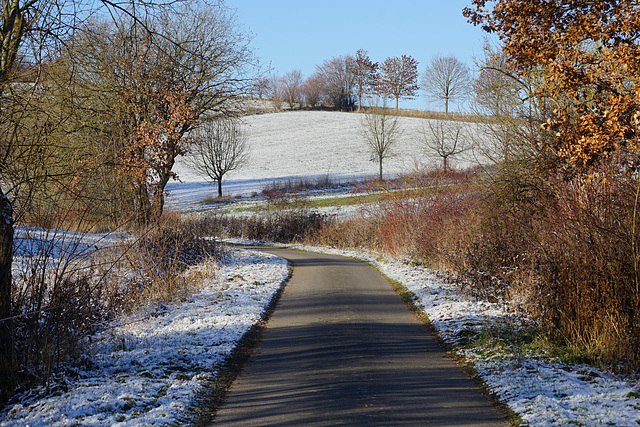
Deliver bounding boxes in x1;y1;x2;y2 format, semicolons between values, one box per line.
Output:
191;247;293;426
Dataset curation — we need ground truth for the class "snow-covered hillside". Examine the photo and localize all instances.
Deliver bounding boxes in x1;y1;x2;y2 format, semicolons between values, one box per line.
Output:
167;111;485;210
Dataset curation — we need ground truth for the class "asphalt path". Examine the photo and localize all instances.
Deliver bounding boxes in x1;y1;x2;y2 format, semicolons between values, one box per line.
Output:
211;247;507;426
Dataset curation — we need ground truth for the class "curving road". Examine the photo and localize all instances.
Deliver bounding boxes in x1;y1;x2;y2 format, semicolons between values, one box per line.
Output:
211;247;506;426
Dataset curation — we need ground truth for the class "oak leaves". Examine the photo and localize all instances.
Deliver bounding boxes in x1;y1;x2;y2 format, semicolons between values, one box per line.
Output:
465;0;640;171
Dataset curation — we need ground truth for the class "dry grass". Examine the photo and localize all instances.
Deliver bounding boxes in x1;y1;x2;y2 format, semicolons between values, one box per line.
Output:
200;195;233;205
197;209;330;244
355;107;486;123
308;168;479;264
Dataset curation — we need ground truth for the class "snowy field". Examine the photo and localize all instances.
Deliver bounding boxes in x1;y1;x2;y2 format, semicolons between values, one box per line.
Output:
2;111;639;426
167;110;486;211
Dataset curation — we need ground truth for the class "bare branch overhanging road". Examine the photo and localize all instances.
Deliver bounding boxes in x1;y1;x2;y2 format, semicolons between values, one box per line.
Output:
211;247;507;426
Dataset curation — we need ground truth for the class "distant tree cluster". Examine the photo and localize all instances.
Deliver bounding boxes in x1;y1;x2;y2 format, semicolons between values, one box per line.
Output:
252;49;475;179
256;50;474;113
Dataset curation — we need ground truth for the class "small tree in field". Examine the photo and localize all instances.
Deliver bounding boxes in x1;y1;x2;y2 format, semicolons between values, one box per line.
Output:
266;74;283;111
361;99;402;180
353;49;378;111
189;117;249;198
315;55;356;111
302;73;324;108
280;69;303;109
421;54;471;114
421;120;469;172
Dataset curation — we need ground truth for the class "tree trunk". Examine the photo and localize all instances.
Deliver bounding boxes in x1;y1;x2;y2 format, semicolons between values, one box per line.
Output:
135;183;152;227
151;189;165;222
217;179;223;198
0;190;14;398
150;165;177;222
379;158;383;181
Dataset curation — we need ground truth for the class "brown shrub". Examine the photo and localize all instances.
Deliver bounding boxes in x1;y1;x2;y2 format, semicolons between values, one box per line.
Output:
444;159;640;365
528;172;640;363
198;210;330;244
307;162;640;365
309;209;380;250
6;213;218;401
120;215;219;307
309;169;481;266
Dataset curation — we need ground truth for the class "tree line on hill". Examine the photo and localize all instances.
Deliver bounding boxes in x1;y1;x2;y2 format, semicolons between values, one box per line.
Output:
252;50;472;113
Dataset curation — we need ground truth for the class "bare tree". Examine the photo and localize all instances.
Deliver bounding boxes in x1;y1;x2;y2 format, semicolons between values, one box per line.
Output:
280;69;303;109
421;120;469;172
0;0;191;401
266;74;283;110
189;117;249;198
361;99;402;180
0;0;257;396
421;54;471;114
352;49;378;111
377;55;419;111
1;0;79;393
315;55;355;111
251;77;270;99
301;73;324;108
471;39;547;166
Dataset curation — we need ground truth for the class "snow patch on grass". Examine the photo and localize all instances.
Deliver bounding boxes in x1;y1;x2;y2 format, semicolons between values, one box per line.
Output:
1;248;288;427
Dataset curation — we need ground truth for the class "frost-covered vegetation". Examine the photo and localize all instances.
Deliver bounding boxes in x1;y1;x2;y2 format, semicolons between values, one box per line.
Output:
3;107;640;426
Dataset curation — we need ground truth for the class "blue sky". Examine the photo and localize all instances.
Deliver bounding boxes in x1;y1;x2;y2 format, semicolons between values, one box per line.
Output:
227;0;490;110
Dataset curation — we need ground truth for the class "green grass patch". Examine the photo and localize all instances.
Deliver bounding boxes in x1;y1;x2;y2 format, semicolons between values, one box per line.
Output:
200;195;233;205
456;322;610;368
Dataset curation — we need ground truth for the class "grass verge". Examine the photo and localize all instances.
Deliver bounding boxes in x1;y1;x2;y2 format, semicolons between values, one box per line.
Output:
367;261;523;426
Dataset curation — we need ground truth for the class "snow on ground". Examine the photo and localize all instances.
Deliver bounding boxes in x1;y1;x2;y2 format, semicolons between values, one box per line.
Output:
4;239;639;426
375;258;640;427
167;110;487;210
13;226;121;262
1;249;289;426
4;111;639;426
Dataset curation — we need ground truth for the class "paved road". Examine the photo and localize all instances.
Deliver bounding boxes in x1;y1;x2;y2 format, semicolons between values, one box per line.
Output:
211;248;506;426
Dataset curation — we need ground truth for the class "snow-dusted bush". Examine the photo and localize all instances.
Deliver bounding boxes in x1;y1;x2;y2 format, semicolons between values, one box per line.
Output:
5;215;220;403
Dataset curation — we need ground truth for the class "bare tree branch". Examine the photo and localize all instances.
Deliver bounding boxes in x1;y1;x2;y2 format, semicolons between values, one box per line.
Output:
421;54;471;114
361;98;402;180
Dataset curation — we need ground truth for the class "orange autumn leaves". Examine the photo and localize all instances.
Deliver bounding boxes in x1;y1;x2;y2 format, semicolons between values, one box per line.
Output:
465;0;640;170
115;43;198;197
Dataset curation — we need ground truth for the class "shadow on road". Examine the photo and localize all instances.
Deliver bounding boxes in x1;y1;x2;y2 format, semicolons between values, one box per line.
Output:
208;246;507;426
